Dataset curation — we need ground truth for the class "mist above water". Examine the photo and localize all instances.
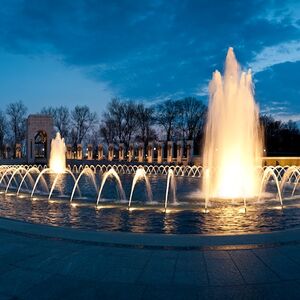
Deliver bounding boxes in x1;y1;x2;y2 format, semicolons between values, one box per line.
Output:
203;47;263;199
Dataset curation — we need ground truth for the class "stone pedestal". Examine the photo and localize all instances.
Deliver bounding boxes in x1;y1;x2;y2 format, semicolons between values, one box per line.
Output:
167;141;173;163
176;141;183;164
128;143;134;162
98;144;103;160
66;144;72;159
138;143;144;163
87;144;93;160
119;143;125;161
157;142;164;164
186;140;194;164
147;142;154;164
15;144;22;159
77;144;83;160
108;144;114;161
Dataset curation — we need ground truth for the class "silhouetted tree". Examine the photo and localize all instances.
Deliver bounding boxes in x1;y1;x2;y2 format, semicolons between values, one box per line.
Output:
71;105;97;144
176;97;207;140
0;110;7;158
155;99;179;141
100;98;139;148
135;103;156;143
41;106;70;139
6;101;27;154
260;115;300;155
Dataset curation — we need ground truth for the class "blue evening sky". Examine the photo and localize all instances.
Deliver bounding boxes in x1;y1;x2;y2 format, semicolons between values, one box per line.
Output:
0;0;299;121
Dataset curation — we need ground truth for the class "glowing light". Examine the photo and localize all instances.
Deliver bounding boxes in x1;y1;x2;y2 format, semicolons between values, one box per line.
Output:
49;132;66;174
203;48;263;199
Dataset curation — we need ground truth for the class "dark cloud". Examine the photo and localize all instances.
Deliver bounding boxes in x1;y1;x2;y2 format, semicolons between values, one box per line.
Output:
0;0;299;104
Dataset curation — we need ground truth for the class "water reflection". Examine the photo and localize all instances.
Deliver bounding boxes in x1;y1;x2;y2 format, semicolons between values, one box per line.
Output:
0;193;300;234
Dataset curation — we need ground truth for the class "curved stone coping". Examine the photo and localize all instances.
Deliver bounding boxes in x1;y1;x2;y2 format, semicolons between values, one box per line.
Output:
0;216;300;250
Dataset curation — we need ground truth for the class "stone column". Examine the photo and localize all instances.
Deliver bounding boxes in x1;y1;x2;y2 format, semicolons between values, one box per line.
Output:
186;140;194;164
147;142;153;164
167;141;173;163
87;144;93;160
15;144;22;159
157;142;164;164
138;143;144;163
66;144;72;159
77;144;83;160
177;141;183;164
108;143;114;161
98;144;103;160
118;143;124;161
128;143;134;162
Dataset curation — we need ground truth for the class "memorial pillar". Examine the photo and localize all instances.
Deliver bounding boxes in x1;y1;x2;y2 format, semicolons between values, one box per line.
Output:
108;143;114;161
66;144;72;159
3;145;8;159
119;143;124;161
138;143;144;163
128;143;134;162
167;141;173;163
147;142;153;164
186;140;194;164
87;144;93;160
157;142;164;164
15;144;22;159
177;141;183;164
77;144;83;160
98;144;103;160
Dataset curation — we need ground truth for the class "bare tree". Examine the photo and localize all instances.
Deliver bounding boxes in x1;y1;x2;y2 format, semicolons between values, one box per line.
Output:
135;103;156;143
71;105;97;144
6;101;27;153
41;106;70;139
0;110;7;158
155;99;179;141
176;97;207;140
100;98;139;148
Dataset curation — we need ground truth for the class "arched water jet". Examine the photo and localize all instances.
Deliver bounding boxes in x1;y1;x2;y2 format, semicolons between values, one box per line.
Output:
5;167;28;193
70;168;97;202
96;168;125;205
164;169;177;210
17;167;42;195
128;167;153;208
258;167;282;206
48;169;79;200
280;166;300;196
0;167;17;185
31;168;52;197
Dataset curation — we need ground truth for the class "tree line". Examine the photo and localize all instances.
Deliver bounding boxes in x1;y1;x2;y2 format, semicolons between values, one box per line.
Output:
0;98;299;158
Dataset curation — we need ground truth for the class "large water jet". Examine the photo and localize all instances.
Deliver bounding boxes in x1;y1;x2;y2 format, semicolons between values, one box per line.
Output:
203;48;263;199
49;132;66;174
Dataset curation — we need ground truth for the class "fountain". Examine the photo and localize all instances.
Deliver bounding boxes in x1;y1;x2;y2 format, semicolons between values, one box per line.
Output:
49;132;66;174
128;167;153;208
203;47;263;200
0;48;299;234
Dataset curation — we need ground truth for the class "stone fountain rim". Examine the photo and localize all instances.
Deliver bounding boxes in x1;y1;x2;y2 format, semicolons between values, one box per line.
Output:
0;216;299;251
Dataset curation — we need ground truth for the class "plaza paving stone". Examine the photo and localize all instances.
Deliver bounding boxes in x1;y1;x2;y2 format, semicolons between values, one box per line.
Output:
1;219;300;299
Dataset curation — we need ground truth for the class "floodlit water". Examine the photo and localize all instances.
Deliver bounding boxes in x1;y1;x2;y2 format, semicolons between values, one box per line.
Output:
1;173;300;234
203;48;263;200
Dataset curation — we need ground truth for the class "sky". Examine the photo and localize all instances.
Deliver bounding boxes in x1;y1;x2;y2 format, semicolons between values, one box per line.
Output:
0;0;299;121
